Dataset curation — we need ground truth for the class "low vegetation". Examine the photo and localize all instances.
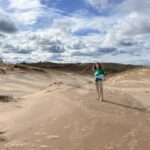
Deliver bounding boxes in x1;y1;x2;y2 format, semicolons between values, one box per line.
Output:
20;62;142;76
0;95;14;103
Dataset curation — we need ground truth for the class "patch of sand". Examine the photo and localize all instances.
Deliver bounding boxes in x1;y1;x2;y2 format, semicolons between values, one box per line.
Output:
0;67;150;150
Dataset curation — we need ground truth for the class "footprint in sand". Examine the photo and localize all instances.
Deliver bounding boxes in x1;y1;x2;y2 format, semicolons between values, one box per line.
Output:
31;143;37;148
39;123;45;127
49;116;59;125
47;135;60;140
52;116;59;121
35;139;42;143
63;125;71;130
78;126;90;132
34;132;48;135
40;145;49;149
4;140;28;148
105;144;115;150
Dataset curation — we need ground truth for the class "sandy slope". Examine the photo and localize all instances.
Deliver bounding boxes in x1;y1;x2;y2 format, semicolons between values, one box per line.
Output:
0;67;150;150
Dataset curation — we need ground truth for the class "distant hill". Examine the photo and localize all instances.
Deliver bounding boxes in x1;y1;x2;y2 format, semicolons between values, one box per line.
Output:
20;62;142;76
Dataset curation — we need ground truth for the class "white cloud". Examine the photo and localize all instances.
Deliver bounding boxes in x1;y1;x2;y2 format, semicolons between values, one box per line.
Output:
117;0;150;15
98;0;150;52
8;0;46;26
1;0;61;26
0;0;150;65
13;9;46;25
85;0;109;10
9;0;42;10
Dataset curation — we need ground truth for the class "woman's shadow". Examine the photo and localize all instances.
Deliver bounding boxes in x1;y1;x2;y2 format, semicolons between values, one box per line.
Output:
103;99;147;112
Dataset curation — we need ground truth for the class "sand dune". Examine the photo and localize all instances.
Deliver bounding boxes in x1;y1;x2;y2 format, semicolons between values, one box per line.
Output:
0;66;150;150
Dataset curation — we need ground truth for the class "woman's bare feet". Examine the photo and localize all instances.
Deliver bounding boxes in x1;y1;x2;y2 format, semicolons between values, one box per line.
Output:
96;94;100;100
96;97;100;100
99;96;103;102
96;94;103;101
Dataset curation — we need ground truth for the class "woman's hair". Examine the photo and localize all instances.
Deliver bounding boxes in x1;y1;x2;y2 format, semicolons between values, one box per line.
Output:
93;62;103;71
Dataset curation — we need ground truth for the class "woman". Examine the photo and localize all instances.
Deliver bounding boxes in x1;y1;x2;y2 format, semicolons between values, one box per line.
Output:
93;62;105;101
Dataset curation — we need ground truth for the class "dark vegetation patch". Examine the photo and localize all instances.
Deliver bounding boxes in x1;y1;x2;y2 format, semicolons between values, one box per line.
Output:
20;62;142;76
13;64;47;73
0;68;5;74
0;95;14;103
0;136;7;142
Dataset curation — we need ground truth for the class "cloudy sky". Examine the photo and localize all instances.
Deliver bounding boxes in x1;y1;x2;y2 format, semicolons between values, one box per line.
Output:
0;0;150;64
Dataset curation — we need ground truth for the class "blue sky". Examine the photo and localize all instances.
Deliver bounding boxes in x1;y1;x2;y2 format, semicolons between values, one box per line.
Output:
0;0;150;65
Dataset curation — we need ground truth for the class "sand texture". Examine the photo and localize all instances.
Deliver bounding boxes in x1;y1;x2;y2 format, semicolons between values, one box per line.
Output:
0;66;150;150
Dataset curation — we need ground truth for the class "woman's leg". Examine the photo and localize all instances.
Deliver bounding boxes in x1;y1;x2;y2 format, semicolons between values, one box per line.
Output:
99;81;103;101
95;82;100;100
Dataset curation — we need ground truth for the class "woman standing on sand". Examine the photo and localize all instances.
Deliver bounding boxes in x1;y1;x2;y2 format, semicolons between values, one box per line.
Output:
93;62;105;101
